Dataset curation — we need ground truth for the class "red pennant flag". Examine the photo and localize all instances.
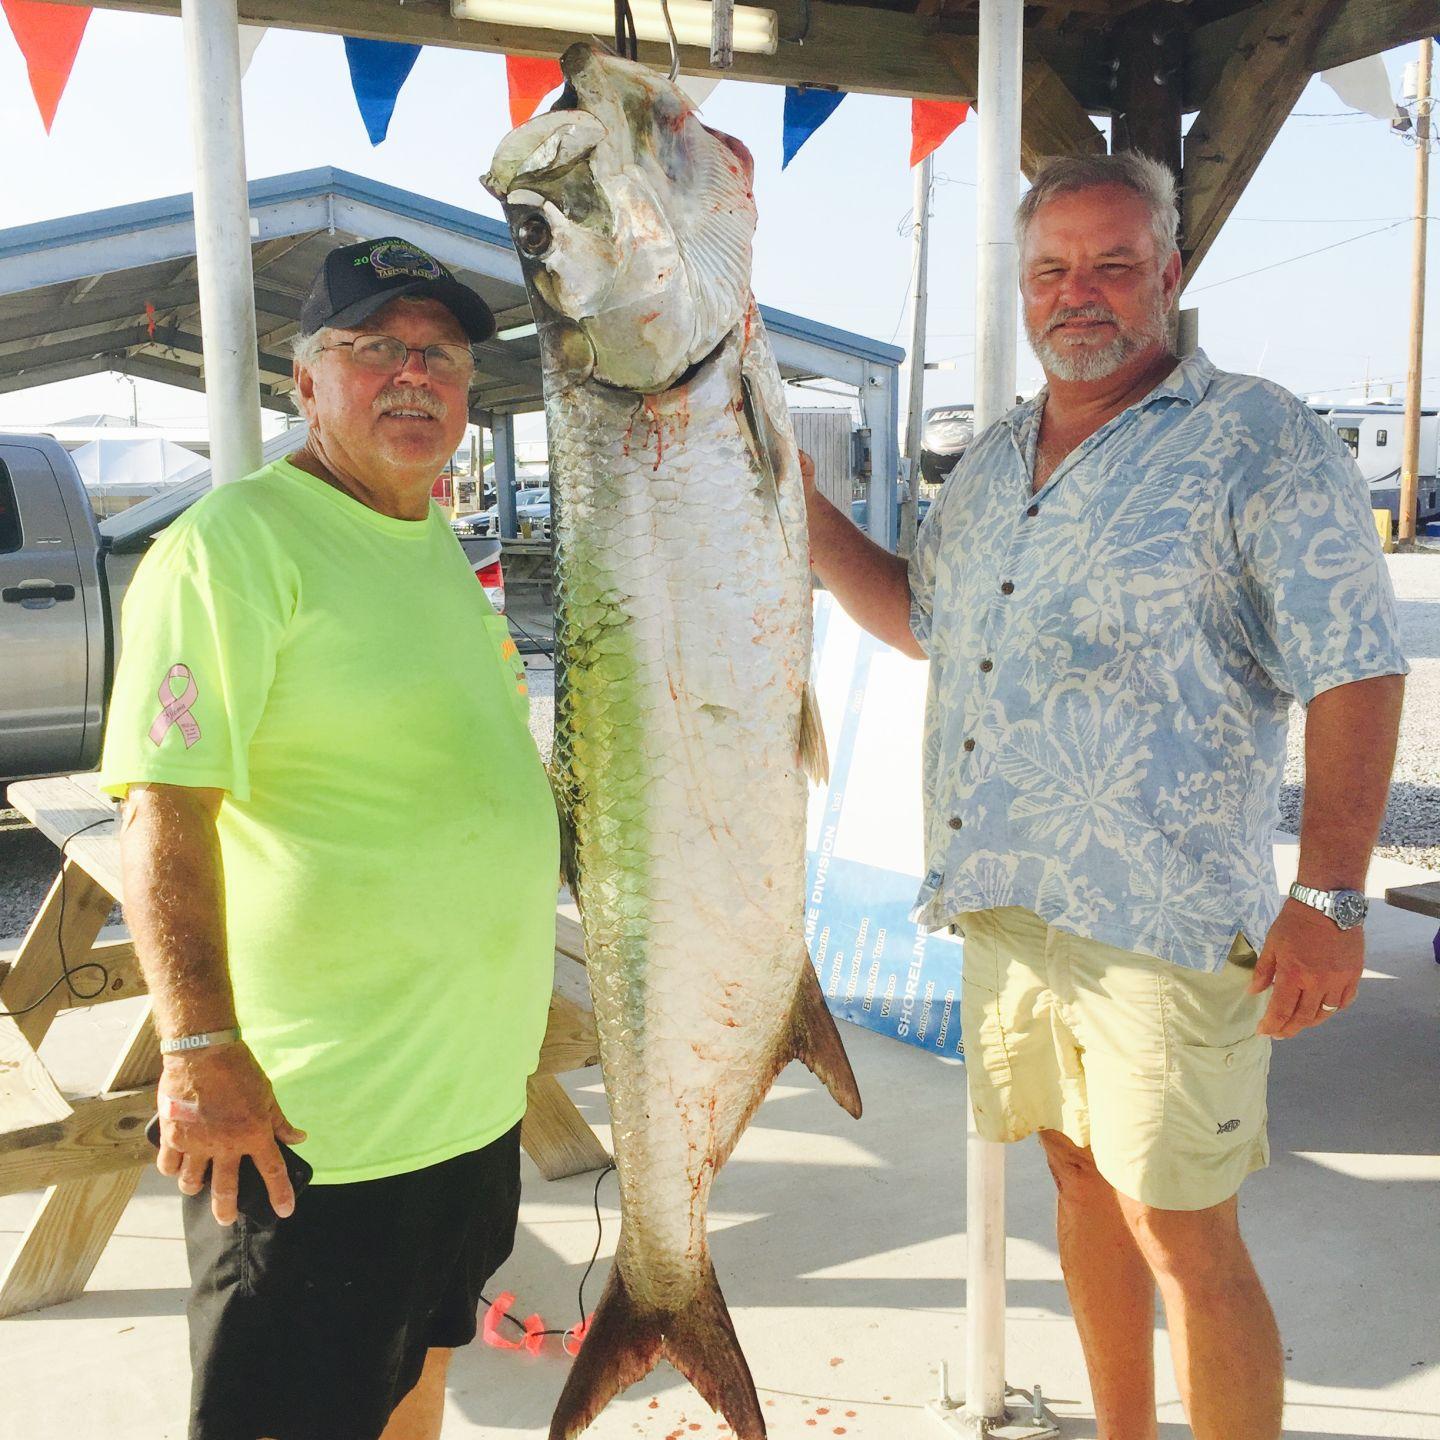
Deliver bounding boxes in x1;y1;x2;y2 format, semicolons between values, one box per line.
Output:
505;54;563;128
145;302;156;339
910;98;970;168
2;0;91;133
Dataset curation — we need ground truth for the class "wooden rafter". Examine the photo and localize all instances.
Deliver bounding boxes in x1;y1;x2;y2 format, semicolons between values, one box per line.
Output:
1180;0;1346;285
38;0;984;102
1019;59;1107;177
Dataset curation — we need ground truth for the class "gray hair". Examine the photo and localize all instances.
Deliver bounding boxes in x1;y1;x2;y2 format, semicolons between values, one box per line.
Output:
291;327;330;368
1015;152;1180;260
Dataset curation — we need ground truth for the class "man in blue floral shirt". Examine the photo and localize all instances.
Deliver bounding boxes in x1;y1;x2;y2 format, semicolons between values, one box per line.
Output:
803;153;1406;1440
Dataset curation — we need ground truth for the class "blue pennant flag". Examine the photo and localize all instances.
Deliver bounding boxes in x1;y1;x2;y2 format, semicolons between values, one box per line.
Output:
782;86;846;169
343;37;422;146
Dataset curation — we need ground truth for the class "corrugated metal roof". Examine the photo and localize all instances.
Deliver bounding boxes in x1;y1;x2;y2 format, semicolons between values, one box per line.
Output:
0;167;902;420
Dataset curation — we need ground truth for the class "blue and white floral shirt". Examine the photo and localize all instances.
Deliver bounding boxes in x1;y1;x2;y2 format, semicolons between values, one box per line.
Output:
907;349;1407;972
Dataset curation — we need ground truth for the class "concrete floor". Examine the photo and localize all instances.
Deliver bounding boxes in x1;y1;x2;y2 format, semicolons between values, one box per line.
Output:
1;837;1436;1440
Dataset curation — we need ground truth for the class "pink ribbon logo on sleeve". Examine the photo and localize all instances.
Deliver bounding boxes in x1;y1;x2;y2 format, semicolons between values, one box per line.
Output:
148;663;203;748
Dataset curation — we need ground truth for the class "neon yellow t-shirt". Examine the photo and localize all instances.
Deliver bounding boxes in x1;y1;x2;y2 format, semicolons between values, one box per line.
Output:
99;459;558;1183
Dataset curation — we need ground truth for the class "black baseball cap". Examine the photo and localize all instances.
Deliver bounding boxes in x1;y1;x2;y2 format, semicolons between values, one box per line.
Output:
298;237;496;343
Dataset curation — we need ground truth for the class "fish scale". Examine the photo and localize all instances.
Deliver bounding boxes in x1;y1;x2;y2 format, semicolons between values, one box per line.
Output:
486;43;861;1440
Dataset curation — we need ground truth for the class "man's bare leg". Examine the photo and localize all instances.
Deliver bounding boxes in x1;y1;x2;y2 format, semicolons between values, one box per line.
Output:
1038;1131;1158;1440
381;1346;454;1440
1117;1192;1283;1440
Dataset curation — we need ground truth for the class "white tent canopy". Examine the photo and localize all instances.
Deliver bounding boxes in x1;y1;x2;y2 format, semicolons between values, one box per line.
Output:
70;435;209;493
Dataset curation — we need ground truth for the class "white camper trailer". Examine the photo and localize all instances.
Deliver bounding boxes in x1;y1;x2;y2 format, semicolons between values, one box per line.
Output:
1309;401;1439;524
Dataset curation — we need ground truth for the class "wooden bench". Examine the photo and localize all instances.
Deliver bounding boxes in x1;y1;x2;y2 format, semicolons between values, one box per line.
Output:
1382;881;1440;965
0;774;606;1318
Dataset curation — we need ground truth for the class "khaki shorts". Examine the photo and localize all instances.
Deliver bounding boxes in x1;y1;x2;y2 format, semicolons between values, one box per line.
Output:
956;906;1271;1212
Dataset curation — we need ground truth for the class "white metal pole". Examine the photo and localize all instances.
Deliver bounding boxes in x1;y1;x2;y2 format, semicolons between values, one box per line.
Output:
181;0;262;486
967;0;1023;1425
899;154;933;558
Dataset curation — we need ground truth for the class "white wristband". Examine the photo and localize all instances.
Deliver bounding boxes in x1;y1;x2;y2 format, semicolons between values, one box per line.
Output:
158;1027;242;1055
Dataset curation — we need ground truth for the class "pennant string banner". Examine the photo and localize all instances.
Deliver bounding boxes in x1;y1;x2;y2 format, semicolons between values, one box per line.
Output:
505;54;564;127
237;24;268;78
343;36;422;146
910;98;970;167
2;0;91;133
782;86;846;169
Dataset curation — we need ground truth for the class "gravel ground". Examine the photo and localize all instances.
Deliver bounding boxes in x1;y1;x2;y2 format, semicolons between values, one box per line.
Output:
3;554;1436;944
1278;548;1440;872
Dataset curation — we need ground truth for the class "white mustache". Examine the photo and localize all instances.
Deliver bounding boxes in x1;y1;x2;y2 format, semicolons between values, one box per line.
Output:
374;387;446;420
1046;305;1118;334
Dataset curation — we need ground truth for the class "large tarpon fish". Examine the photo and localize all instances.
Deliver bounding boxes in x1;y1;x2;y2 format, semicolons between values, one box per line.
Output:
484;43;863;1440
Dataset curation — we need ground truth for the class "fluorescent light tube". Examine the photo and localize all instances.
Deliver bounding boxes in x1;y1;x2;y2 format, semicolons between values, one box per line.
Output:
451;0;779;55
496;322;539;341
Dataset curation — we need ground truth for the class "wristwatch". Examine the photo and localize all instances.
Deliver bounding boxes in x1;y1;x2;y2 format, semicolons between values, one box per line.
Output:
1288;883;1368;931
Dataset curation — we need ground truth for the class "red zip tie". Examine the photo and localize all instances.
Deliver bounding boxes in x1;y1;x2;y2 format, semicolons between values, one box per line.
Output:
563;1312;593;1357
481;1292;546;1356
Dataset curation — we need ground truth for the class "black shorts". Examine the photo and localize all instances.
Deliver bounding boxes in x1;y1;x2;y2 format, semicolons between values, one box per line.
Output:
183;1124;521;1440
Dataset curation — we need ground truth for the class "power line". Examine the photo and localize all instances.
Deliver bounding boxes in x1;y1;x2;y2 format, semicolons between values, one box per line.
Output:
1188;220;1412;294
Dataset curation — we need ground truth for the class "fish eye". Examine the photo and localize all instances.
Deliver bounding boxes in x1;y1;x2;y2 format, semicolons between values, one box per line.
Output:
514;211;552;259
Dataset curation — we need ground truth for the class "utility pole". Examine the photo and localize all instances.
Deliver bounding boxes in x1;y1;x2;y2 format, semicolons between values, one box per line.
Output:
1399;37;1432;546
899;154;932;558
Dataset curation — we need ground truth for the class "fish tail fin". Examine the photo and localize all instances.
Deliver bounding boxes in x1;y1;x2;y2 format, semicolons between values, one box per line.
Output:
663;1260;767;1439
798;679;830;785
791;952;863;1118
549;1262;766;1440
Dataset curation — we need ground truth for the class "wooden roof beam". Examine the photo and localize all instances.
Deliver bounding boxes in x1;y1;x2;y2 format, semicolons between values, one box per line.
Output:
1180;0;1346;287
1019;60;1107;176
39;0;985;102
1187;0;1439;111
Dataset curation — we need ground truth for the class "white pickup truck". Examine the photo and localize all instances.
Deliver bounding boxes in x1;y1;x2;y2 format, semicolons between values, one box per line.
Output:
0;433;504;785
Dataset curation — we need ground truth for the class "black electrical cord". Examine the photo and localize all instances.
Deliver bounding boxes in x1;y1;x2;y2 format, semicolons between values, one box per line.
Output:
614;0;639;61
0;816;115;1018
481;1160;616;1341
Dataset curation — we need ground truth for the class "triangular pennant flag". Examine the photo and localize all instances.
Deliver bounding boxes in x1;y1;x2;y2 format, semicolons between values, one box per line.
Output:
505;54;564;127
238;24;267;78
342;36;422;146
782;86;846;168
911;98;969;167
1;0;91;134
676;74;720;107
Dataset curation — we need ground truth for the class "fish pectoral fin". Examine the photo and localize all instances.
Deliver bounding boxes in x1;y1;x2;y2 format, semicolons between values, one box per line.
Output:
550;1260;765;1440
548;765;583;906
792;951;863;1119
737;370;792;559
798;679;830;786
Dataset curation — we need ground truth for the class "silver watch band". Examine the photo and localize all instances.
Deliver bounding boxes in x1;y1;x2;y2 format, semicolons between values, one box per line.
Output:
1289;882;1332;916
158;1027;242;1055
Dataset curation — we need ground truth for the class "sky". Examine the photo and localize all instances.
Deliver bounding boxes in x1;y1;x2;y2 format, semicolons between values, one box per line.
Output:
0;11;1434;438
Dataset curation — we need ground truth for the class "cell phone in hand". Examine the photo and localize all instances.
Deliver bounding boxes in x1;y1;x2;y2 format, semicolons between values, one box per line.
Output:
145;1114;313;1221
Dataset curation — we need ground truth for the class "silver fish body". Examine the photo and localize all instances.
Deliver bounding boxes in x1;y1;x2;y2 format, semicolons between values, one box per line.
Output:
486;45;861;1440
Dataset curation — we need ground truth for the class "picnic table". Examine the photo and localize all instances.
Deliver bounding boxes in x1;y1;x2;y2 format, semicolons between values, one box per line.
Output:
0;774;606;1318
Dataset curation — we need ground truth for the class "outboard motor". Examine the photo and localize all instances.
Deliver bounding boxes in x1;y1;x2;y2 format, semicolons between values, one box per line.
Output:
921;405;975;487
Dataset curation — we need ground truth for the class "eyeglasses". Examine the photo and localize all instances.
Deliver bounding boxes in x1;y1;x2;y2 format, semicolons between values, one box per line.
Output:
321;334;477;384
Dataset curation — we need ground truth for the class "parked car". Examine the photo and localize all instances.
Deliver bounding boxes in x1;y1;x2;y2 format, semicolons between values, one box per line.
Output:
515;486;551;539
0;433;509;783
450;507;497;539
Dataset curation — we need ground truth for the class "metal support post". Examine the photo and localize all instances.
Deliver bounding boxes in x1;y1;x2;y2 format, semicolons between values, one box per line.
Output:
180;0;262;486
930;0;1058;1433
860;364;901;553
900;154;933;558
493;413;519;539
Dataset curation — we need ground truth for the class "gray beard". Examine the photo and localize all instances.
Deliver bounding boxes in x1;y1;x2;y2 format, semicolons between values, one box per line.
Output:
1029;305;1169;382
